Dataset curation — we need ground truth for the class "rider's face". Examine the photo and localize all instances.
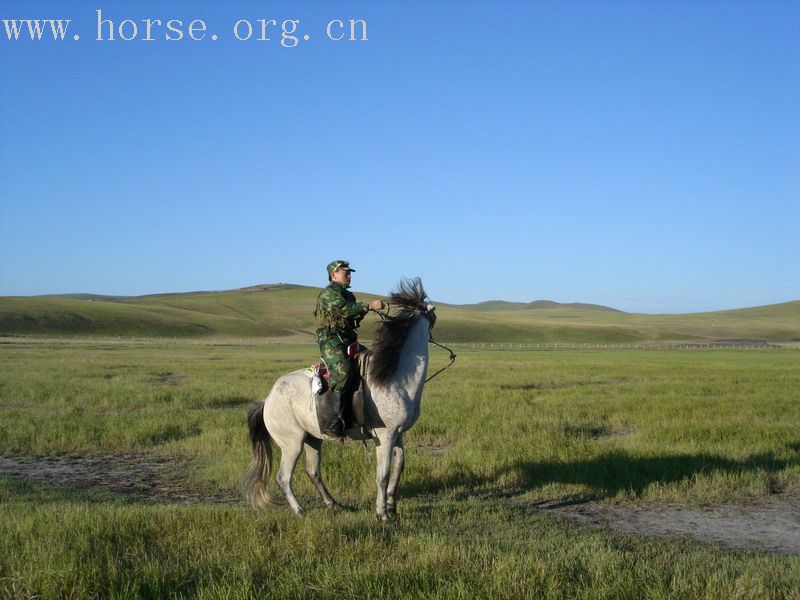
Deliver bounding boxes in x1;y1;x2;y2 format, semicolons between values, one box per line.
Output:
331;269;352;287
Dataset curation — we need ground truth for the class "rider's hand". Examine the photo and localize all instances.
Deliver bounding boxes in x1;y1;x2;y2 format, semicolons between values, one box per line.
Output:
368;299;385;311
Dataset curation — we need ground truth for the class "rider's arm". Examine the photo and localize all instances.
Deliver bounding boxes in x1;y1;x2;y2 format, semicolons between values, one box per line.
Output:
326;292;369;320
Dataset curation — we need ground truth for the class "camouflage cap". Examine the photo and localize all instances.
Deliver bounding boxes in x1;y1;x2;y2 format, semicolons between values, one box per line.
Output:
326;260;356;276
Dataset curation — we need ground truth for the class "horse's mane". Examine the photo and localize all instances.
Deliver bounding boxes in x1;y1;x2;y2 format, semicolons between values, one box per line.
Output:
369;278;427;386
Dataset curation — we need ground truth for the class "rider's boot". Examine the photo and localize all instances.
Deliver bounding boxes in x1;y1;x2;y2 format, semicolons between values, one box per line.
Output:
317;391;345;439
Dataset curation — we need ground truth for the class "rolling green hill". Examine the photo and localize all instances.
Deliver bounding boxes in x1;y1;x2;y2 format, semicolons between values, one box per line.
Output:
1;285;798;343
457;299;621;312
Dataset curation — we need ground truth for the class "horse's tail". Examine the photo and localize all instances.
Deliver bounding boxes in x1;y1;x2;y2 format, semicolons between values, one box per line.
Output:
244;400;280;508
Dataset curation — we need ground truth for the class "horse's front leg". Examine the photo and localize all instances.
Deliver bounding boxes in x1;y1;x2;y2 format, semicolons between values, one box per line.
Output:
386;435;405;517
374;432;395;522
303;436;338;509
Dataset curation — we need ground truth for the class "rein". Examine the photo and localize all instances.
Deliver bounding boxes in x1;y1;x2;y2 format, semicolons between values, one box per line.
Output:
425;333;457;383
374;302;393;321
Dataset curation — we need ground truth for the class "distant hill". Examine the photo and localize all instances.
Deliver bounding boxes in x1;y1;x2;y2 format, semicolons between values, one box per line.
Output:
459;299;620;312
1;285;798;343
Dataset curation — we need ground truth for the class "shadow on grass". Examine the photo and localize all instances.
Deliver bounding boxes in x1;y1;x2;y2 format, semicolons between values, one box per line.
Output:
507;450;795;498
403;447;799;501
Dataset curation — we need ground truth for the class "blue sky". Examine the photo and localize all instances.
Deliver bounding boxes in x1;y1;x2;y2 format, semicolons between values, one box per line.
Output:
1;1;797;313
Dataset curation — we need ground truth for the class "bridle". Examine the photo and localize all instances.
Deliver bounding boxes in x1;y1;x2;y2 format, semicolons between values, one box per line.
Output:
376;301;457;383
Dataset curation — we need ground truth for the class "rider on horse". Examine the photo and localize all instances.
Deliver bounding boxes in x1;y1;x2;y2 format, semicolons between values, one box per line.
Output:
314;260;384;437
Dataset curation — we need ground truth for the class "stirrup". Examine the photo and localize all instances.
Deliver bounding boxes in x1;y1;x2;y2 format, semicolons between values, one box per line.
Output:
322;418;345;439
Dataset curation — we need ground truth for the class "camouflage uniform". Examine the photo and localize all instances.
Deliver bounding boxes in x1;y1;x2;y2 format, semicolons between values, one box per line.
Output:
314;278;369;396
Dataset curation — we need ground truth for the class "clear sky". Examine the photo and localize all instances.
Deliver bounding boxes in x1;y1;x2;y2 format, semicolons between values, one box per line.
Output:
1;1;798;313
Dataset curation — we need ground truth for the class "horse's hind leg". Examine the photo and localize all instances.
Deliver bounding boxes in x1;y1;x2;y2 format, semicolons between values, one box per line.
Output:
275;437;304;515
304;436;338;509
386;436;405;517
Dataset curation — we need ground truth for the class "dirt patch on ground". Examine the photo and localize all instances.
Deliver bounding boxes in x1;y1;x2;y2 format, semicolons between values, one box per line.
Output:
0;454;238;505
527;495;800;555
413;443;454;456
152;372;188;385
3;454;799;554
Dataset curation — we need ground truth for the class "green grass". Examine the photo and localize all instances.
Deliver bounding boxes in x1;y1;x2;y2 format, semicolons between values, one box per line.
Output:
1;339;799;597
2;285;799;342
3;490;798;599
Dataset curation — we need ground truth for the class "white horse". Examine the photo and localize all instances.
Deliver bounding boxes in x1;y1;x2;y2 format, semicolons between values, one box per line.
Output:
245;278;436;521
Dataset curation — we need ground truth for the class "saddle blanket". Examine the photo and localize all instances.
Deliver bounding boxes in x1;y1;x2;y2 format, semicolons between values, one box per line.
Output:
303;363;329;395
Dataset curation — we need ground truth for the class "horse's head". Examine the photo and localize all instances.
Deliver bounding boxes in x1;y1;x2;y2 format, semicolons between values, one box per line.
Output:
423;302;436;328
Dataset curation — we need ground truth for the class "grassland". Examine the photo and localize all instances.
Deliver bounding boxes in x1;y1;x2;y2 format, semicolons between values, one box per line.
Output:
1;285;799;343
1;337;799;598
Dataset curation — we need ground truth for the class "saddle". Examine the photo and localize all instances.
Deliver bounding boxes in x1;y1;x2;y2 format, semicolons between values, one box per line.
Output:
348;350;371;428
311;350;371;430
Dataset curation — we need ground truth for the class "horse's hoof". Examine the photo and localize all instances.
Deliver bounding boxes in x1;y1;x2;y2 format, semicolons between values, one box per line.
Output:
376;512;390;523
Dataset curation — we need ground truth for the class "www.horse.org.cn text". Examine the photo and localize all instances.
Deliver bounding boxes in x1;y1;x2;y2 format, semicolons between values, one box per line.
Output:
1;10;368;46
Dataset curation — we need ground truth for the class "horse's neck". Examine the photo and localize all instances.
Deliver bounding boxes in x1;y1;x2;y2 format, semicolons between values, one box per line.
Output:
393;317;430;392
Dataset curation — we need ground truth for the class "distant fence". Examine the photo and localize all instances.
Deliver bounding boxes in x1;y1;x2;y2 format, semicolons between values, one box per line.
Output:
254;339;799;351
436;342;799;351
